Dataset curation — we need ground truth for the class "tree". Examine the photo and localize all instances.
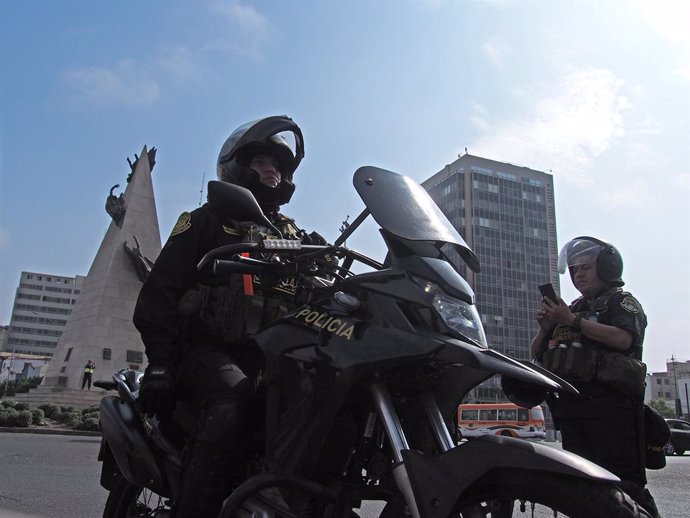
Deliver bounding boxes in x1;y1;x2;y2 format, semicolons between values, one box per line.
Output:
647;399;675;418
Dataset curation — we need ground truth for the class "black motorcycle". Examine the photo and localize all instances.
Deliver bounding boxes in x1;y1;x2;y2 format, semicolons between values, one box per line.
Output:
96;166;650;517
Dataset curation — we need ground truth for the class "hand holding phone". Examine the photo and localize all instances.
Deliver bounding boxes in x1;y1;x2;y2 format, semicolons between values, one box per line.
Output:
538;283;559;304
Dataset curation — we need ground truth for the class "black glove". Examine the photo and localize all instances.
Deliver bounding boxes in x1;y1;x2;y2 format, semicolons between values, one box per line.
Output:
138;364;175;418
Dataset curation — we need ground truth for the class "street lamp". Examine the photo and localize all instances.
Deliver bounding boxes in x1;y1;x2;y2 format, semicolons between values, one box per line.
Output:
671;355;681;417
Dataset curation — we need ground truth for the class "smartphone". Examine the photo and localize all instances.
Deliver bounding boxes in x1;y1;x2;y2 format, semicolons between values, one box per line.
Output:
538;283;559;303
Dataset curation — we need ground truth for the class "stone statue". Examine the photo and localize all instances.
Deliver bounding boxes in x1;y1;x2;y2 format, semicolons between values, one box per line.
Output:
105;184;126;226
124;235;155;282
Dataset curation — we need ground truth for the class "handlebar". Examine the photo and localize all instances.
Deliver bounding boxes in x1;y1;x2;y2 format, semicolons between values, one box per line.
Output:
197;240;384;275
213;258;267;276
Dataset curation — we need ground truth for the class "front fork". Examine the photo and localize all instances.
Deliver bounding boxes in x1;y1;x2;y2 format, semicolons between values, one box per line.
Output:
369;382;454;518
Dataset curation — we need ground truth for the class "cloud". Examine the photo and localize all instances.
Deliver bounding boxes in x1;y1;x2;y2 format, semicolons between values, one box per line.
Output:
63;60;161;106
483;40;513;67
470;68;630;184
156;46;204;84
207;0;272;60
596;179;654;209
672;173;690;190
637;0;690;82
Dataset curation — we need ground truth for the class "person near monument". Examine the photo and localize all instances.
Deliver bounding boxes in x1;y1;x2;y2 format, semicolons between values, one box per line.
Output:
133;115;327;517
529;236;659;518
81;360;95;390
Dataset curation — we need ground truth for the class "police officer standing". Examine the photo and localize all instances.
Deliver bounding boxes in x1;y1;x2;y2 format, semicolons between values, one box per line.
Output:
530;236;659;518
133;115;323;517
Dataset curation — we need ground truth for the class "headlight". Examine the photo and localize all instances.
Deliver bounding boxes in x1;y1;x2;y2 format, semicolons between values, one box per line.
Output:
412;276;488;347
432;293;488;347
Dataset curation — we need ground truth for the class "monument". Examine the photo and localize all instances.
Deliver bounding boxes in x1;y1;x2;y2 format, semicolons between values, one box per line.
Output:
16;146;161;408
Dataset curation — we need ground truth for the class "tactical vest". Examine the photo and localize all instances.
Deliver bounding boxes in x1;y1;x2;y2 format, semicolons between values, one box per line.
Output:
541;289;646;397
178;215;307;342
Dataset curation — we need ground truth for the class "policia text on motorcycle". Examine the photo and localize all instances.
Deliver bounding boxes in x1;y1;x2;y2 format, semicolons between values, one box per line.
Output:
133;115;326;518
530;236;660;518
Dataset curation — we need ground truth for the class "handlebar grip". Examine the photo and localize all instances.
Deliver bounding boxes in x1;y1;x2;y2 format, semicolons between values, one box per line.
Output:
213;259;264;275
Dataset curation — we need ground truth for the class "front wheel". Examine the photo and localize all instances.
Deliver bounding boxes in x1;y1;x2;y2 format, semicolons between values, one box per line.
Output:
103;475;171;518
380;468;651;518
451;469;651;517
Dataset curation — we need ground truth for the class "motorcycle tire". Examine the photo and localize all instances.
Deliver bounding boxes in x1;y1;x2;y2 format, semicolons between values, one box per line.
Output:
379;468;652;518
103;476;171;518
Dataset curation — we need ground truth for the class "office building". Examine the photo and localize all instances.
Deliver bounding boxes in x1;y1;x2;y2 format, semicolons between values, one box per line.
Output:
3;271;85;357
423;154;559;400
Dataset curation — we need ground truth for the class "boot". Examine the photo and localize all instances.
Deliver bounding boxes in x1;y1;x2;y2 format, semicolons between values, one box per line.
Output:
172;438;239;518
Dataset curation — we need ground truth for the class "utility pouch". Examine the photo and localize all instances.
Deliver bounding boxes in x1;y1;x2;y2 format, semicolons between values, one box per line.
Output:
177;285;211;317
596;352;647;397
203;286;260;341
561;345;598;382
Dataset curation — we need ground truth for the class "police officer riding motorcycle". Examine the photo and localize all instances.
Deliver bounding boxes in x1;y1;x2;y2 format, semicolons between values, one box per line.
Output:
132;115;321;517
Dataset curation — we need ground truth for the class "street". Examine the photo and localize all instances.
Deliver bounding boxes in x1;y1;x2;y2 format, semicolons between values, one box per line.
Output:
0;432;687;518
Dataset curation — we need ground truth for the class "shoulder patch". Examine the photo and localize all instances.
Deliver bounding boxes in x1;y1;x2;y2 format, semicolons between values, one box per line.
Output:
170;212;192;237
620;296;641;313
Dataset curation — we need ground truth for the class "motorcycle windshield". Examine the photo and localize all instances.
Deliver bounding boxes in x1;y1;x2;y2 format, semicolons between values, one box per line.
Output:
354;166;480;272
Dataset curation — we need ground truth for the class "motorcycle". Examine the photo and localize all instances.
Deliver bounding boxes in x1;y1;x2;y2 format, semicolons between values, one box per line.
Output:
96;166;651;517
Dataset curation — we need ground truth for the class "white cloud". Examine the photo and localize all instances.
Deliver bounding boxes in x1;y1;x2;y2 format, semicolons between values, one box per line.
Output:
596;179;654;209
156;46;204;84
637;0;690;83
469;102;490;131
470;68;630;184
483;40;513;67
64;60;160;106
208;0;272;60
672;173;690;190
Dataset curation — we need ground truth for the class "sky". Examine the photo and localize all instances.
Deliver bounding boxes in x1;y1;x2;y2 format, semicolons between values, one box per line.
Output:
1;0;688;373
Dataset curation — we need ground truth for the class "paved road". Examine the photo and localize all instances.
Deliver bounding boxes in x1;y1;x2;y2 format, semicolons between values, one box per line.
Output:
0;432;687;517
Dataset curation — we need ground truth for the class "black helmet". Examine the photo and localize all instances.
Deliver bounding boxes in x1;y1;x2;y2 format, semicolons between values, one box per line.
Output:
217;115;304;210
558;236;624;287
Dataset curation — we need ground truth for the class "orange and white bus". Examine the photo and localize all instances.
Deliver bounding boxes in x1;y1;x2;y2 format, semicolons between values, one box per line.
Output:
457;403;546;440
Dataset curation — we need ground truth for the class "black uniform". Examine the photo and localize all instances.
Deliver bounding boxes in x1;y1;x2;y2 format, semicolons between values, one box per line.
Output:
539;288;652;509
133;202;309;517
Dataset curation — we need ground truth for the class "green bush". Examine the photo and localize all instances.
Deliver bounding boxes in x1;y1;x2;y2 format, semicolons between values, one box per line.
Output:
56;410;82;427
38;403;60;419
81;406;99;417
1;400;16;409
0;407;16;425
0;408;32;427
78;416;100;431
14;402;30;412
31;408;45;425
9;410;32;427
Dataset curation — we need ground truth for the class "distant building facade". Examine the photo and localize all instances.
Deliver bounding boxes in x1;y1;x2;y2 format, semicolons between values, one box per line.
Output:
646;358;690;417
423;154;559;401
2;272;85;357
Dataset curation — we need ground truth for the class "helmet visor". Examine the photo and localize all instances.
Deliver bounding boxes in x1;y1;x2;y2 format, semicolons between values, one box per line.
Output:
557;238;604;274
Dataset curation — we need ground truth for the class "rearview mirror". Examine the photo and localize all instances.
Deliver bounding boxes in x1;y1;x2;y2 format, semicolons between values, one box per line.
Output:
206;181;282;237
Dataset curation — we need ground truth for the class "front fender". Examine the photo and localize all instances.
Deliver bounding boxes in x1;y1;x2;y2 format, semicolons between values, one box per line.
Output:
403;435;619;518
99;395;169;496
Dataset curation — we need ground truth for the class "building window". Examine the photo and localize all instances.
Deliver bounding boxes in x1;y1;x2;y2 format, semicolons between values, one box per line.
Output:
127;350;144;364
103;348;112;360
